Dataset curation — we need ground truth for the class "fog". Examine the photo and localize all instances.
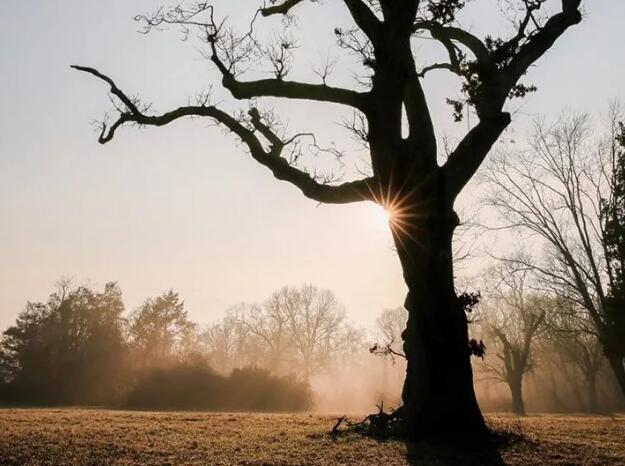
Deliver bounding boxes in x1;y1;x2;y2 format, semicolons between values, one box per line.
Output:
1;279;622;415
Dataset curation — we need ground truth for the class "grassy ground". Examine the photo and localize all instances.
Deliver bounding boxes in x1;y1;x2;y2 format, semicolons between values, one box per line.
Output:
0;409;624;465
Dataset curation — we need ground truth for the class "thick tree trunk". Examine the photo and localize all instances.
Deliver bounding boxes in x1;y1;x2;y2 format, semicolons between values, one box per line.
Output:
509;376;526;416
394;196;489;444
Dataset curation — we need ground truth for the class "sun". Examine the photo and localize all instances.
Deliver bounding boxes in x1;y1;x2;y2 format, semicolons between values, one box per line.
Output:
371;203;392;228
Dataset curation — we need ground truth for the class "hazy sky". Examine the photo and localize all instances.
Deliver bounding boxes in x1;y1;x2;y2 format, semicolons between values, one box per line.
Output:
1;0;624;330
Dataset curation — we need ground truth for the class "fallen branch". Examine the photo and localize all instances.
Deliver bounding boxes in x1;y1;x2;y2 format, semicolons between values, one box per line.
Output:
331;402;405;439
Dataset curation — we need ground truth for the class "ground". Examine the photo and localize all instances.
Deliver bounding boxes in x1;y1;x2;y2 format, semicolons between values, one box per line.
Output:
0;409;624;465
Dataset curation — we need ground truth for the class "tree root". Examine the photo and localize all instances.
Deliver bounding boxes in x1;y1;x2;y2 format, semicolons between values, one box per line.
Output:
331;402;405;439
331;404;529;449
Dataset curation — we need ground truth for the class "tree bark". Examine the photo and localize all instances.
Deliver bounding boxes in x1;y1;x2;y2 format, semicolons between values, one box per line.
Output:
509;376;526;416
394;190;489;444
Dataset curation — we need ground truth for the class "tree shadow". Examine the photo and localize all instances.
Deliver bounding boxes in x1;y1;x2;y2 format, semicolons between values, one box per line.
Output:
330;411;515;465
404;441;506;466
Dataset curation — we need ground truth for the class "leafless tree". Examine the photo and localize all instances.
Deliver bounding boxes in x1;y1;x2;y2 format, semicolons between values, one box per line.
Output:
200;312;253;374
544;302;606;413
370;307;408;362
205;285;356;381
74;0;583;442
277;285;352;381
477;266;546;415
483;104;625;398
230;298;292;375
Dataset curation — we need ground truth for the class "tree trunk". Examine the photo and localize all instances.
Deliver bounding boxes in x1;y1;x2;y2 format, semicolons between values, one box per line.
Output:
394;197;489;444
547;368;564;411
587;372;599;414
509;375;526;416
607;355;625;399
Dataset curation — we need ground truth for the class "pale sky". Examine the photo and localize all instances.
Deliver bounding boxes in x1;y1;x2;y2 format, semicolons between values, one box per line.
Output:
1;0;624;330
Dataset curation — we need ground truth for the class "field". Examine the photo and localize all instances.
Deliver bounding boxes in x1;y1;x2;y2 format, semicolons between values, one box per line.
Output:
0;409;624;466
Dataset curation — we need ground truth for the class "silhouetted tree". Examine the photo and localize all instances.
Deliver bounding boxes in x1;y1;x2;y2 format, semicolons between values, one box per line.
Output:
0;281;127;405
545;304;605;413
485;106;625;398
600;119;625;395
478;266;545;415
74;0;582;442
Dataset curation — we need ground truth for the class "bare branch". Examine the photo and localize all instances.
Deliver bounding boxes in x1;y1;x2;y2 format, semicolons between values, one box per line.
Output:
443;112;512;197
414;22;492;68
501;0;582;91
72;65;375;205
260;0;307;17
210;44;368;109
342;0;383;43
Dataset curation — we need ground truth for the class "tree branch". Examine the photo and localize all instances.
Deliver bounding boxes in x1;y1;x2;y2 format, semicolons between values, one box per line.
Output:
210;46;368;110
260;0;307;17
403;71;437;157
443;112;512;197
501;0;582;94
72;65;375;205
342;0;382;44
414;21;491;68
417;62;455;78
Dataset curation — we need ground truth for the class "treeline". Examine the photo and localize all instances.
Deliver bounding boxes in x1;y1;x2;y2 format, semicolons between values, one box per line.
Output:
473;106;625;414
0;282;349;411
372;292;624;416
471;264;625;415
201;285;361;380
1;277;623;414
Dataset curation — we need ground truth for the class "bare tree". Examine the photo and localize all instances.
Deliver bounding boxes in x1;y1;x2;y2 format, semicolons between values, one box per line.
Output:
230;298;292;375
484;105;625;398
545;302;606;413
205;285;356;380
370;307;408;362
277;285;351;381
200;313;252;374
74;0;582;442
478;266;545;415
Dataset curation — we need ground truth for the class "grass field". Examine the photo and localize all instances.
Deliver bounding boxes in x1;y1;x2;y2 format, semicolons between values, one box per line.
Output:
0;409;624;465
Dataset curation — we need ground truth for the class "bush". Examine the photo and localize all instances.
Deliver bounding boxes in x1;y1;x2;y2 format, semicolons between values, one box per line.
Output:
125;364;227;410
227;367;313;411
124;363;312;411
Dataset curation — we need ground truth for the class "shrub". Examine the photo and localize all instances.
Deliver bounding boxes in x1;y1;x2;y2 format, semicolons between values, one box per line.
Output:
124;363;312;411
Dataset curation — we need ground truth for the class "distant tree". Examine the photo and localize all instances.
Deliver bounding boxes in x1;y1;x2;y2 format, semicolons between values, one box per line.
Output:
370;307;408;362
200;313;251;374
278;285;352;381
231;296;292;374
545;304;605;413
129;290;197;367
206;285;357;381
484;106;625;398
0;281;127;405
478;266;545;415
74;0;583;442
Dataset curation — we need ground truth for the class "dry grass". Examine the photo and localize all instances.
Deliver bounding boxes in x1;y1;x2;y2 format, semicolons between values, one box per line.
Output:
0;409;623;465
